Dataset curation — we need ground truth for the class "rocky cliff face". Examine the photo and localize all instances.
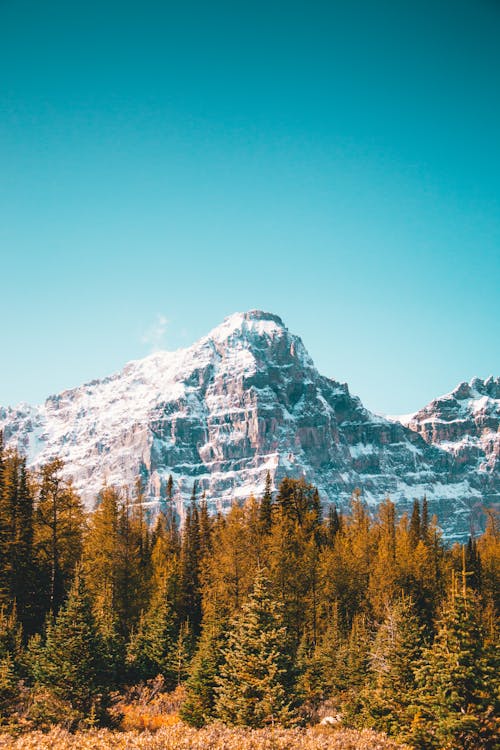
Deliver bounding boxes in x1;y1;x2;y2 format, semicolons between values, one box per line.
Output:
0;311;496;540
392;377;500;527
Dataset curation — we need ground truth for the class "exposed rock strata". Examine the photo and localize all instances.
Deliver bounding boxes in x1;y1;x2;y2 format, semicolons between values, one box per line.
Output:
1;311;497;540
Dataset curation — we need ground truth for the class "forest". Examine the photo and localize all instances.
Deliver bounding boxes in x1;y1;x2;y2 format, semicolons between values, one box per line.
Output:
0;433;498;749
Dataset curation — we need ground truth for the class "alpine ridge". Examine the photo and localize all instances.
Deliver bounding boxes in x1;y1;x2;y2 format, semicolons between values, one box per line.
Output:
0;310;497;540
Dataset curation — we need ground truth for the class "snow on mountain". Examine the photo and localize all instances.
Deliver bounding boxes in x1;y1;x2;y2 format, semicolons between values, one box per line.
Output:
390;376;500;492
0;311;497;540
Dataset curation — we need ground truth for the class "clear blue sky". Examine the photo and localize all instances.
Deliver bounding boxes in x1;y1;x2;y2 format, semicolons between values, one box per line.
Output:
1;0;499;414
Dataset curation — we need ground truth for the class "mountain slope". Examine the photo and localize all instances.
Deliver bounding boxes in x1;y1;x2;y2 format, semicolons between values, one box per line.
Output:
0;311;495;539
391;377;500;521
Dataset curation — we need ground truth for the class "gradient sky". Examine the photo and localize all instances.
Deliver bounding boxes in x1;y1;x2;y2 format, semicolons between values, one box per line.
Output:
1;0;499;414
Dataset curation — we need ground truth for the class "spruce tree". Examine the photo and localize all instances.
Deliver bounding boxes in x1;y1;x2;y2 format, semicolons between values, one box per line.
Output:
360;595;424;739
0;450;36;629
214;568;297;727
0;604;23;720
409;499;421;548
33;570;107;724
180;603;228;727
126;574;177;686
258;471;273;534
325;505;341;546
413;567;499;749
179;493;201;630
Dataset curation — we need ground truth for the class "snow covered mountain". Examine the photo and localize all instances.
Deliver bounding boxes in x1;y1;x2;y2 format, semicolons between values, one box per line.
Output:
390;377;500;512
0;310;497;539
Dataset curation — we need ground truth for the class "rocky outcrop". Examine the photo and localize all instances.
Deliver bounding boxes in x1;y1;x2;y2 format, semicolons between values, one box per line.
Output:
0;311;497;540
392;377;500;528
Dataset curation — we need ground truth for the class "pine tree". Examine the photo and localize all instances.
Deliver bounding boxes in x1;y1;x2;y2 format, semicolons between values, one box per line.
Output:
421;496;429;541
33;570;108;724
337;612;373;722
0;652;18;720
116;484;151;630
172;618;193;687
477;509;500;614
0;604;23;719
268;478;324;652
179;492;202;630
258;471;273;534
214;568;297;727
0;449;36;630
413;565;499;749
409;499;421;548
296;601;343;711
325;505;341;546
198;491;212;561
360;595;424;739
126;573;177;686
180;606;227;727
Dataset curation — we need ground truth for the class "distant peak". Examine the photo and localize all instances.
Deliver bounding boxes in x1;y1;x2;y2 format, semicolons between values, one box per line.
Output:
451;376;500;400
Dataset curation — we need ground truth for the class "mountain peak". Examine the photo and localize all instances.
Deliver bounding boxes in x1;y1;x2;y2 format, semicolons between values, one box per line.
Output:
1;313;498;541
205;310;287;344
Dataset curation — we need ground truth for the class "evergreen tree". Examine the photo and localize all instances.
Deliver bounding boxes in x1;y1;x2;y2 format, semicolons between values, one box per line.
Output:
198;491;212;561
0;604;23;720
360;595;424;739
268;478;324;652
412;567;499;749
214;568;297;727
33;570;108;725
337;612;373;722
325;505;341;546
0;449;36;630
409;499;421;548
126;573;177;686
180;605;227;727
179;492;202;630
421;496;429;541
258;471;273;534
477;510;500;614
296;601;343;711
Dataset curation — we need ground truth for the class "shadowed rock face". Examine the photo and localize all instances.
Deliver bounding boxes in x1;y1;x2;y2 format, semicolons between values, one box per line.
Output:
0;311;497;540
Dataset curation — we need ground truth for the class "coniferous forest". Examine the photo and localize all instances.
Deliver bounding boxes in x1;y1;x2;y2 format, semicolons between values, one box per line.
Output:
0;434;499;749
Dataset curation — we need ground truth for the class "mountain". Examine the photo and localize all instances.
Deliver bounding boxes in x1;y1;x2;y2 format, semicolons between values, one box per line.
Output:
0;310;496;539
390;376;500;512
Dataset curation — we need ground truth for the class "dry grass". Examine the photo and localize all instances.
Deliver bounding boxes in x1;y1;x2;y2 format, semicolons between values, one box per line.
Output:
0;724;410;750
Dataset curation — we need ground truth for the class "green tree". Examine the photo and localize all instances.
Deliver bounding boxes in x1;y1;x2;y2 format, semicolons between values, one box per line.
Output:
258;471;273;534
33;570;108;725
126;573;177;686
0;604;23;721
178;491;202;630
360;595;424;739
0;449;35;630
214;568;297;727
412;568;499;749
180;596;228;727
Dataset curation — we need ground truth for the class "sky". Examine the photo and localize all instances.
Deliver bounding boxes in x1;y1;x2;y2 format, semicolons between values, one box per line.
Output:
1;0;499;414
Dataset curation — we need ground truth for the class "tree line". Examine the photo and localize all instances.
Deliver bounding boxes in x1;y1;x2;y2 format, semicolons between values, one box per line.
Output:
0;436;498;748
